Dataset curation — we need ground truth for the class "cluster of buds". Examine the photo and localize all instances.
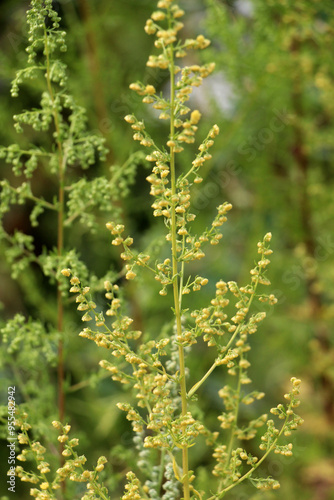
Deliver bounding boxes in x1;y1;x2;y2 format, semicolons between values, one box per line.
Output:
181;275;208;296
234;414;268;440
117;403;145;434
106;221;131;250
61;269;103;324
135;369;173;409
238;449;259;466
250;232;273;286
251;477;280;491
213;447;243;484
61;269;144;373
16;413;54;496
190;279;230;347
227;281;251;325
145;3;184;44
241;390;265;406
124;113;157;149
104;280;121;317
180;202;232;264
212;444;228;478
176;109;201;146
125;0;220;241
105;221;148;280
170;412;205;448
103;280;143;342
122;471;144;500
218;385;237;422
16;414;105;498
202;235;275;343
216;348;240;370
52;421;109;496
154;258;172;296
269;377;304;437
99;359;129;385
184;122;220;179
143;1;209;73
146;398;175;436
258;293;278;304
259;418;281;452
176;328;197;346
143;434;169;449
260;379;303;457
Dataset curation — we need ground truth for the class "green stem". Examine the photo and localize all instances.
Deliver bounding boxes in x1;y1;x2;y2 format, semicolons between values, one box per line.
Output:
44;28;66;486
187;321;242;399
4;181;57;211
168;27;190;500
179;237;186;308
157;449;166;495
1;147;53;157
188;360;218;399
12;363;31;402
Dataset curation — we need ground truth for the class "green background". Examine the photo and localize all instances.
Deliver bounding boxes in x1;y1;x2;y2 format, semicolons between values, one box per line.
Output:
0;0;333;498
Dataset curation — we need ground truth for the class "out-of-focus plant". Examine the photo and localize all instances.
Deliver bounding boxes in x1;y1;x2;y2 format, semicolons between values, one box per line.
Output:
0;1;305;499
203;0;334;496
0;0;141;490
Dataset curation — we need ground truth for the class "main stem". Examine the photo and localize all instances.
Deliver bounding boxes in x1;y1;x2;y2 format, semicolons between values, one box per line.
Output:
169;47;190;500
57;179;65;427
44;29;66;476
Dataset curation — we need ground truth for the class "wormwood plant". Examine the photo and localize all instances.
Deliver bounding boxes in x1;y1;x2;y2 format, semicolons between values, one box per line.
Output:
0;0;140;478
7;1;304;499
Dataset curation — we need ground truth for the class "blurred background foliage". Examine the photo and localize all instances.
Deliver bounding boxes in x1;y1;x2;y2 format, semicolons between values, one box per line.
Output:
0;0;333;498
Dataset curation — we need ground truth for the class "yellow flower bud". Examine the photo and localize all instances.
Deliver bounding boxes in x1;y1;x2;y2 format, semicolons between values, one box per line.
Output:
190;109;201;124
61;268;71;277
126;270;136;280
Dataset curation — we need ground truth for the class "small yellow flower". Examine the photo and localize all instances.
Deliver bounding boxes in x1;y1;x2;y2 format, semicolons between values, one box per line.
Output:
57;435;68;443
196;34;211;49
18;433;29;444
151;11;166;21
124;115;135;124
144;19;156;35
194;176;203;184
61;268;71;277
190;109;201;124
126;270;136;280
173;8;185;18
129;83;142;92
209;124;220;138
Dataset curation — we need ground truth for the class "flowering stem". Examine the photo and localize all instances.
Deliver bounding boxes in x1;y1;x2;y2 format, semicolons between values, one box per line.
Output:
168;36;190;500
208;414;289;499
44;26;66;480
188;270;262;399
